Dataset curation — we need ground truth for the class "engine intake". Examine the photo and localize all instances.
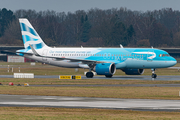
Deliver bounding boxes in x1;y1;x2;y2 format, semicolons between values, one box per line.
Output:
94;63;116;76
123;69;144;75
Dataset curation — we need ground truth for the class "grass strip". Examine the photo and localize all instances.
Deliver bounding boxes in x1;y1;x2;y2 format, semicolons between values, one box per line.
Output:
1;78;180;85
1;86;180;100
0;107;180;120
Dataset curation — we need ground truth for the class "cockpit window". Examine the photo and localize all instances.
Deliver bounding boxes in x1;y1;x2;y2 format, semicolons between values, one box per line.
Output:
159;54;169;57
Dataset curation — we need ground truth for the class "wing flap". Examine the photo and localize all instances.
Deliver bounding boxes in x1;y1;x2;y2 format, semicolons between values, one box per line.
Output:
53;57;97;64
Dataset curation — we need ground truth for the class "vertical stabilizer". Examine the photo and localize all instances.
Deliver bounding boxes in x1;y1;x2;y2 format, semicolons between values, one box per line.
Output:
19;18;48;49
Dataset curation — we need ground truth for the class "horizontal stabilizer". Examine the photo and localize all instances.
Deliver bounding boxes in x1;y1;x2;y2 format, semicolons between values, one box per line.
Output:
16;51;33;56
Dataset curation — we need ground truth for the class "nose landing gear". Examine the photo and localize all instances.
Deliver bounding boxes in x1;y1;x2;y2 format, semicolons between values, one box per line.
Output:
151;69;157;78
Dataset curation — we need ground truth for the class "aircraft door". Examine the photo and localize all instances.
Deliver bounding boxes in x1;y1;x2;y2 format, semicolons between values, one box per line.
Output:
42;49;48;61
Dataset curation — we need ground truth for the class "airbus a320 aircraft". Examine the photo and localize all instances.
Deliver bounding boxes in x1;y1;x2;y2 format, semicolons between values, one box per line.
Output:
16;18;177;78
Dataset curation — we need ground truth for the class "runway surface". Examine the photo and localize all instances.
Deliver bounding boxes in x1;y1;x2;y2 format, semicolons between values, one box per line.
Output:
0;94;180;111
1;75;180;81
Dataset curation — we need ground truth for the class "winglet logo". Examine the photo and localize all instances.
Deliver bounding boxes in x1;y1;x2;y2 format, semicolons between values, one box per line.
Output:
133;52;156;59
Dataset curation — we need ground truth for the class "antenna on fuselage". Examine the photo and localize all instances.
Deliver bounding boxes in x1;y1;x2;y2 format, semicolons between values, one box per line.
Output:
81;46;83;48
120;44;123;48
151;46;153;49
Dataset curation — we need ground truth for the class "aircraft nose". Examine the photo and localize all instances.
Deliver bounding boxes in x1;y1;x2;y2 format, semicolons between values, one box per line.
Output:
170;57;177;66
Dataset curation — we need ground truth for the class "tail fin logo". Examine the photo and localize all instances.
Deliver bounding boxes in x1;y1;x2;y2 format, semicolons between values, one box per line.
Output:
20;22;38;37
19;19;47;49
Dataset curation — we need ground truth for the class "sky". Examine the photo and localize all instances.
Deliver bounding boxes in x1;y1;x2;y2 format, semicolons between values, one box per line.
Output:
1;0;180;13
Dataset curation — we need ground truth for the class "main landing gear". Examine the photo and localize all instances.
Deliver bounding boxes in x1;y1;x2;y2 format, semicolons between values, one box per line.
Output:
86;72;113;78
86;72;94;78
86;64;95;78
151;69;157;78
105;75;113;78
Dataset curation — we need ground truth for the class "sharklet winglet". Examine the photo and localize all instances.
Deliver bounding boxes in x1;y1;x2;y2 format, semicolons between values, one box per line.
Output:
29;44;40;56
120;44;123;48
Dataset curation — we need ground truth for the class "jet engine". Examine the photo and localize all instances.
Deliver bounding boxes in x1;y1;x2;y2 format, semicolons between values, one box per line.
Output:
123;69;144;75
94;63;116;76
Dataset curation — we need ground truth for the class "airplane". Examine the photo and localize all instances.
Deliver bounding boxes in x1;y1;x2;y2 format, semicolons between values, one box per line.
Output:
16;18;177;78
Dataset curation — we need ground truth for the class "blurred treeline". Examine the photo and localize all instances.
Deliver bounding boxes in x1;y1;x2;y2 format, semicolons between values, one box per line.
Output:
1;7;180;47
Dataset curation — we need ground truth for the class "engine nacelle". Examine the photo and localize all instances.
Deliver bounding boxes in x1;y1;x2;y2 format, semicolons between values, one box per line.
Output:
123;69;144;75
94;63;116;76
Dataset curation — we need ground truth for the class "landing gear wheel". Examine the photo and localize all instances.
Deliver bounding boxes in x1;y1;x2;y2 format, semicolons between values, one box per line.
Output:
152;74;157;78
86;72;94;78
151;69;157;79
105;75;113;78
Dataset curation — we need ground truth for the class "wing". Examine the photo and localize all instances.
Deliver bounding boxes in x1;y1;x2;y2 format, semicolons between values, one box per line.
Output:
55;57;98;64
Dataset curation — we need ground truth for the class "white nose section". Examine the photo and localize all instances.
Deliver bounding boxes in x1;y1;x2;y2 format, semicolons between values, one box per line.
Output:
167;59;177;67
171;60;177;66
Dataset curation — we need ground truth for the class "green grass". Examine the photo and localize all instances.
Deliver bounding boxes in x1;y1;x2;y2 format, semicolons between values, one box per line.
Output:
1;107;180;120
1;85;180;100
1;78;180;85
